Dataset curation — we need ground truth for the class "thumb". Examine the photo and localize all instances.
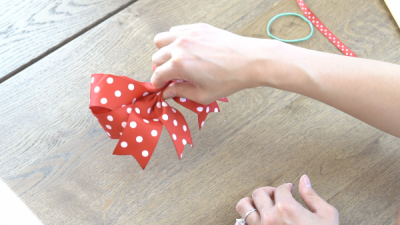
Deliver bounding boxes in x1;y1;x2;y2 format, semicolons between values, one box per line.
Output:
299;175;329;214
162;82;200;102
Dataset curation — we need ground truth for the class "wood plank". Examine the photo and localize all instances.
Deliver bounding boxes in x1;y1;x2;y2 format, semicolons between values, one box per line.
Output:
1;0;400;224
0;0;136;82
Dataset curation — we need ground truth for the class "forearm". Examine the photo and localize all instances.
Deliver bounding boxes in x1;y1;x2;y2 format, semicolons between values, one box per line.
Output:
257;41;400;137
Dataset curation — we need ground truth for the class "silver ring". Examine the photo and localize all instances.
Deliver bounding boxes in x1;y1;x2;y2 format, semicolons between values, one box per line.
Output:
236;208;257;225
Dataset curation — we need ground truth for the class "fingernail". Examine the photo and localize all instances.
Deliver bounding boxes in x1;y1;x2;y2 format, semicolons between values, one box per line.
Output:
304;175;312;188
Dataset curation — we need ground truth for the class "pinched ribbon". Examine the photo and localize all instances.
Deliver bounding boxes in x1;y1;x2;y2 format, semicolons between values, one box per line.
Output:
89;73;227;169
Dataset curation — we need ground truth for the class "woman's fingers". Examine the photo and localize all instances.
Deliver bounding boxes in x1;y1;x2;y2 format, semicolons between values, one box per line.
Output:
151;60;184;89
154;31;181;49
252;187;275;217
274;183;294;204
299;175;339;220
162;82;198;101
236;197;261;225
169;24;192;32
152;45;172;67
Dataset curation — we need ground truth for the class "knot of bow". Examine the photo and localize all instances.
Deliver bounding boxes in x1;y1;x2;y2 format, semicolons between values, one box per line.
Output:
89;73;227;169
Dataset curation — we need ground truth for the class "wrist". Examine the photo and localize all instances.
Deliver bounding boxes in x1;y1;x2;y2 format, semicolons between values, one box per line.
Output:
252;40;315;95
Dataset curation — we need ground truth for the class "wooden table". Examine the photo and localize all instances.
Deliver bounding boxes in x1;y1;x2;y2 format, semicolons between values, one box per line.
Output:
1;0;399;224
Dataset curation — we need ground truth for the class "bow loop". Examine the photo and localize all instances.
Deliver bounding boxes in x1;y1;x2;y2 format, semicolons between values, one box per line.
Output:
90;73;226;169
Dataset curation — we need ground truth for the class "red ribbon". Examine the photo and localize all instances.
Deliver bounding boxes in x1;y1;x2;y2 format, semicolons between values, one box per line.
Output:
89;73;227;169
296;0;358;57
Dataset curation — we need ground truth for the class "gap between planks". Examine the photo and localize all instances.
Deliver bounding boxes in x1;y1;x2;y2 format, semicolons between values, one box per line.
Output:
0;0;139;84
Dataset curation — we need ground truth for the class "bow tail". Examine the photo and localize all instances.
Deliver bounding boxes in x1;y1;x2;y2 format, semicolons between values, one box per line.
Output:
172;97;222;130
113;112;163;169
157;103;193;159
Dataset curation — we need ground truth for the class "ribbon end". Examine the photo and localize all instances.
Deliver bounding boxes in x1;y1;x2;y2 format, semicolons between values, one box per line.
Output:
218;97;228;102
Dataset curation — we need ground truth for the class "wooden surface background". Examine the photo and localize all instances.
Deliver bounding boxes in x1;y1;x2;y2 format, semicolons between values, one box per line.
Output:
0;0;399;224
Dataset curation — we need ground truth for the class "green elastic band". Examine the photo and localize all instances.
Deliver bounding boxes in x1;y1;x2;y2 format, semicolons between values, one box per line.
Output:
267;12;314;43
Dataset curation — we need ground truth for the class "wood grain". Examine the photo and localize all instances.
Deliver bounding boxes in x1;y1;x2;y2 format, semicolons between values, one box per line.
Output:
1;0;399;224
0;0;136;83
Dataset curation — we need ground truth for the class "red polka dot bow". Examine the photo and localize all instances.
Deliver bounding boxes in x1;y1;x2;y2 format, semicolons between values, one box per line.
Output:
89;73;227;169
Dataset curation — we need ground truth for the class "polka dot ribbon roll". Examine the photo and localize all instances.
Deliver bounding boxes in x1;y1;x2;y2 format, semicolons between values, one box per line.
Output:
297;0;357;57
89;73;227;169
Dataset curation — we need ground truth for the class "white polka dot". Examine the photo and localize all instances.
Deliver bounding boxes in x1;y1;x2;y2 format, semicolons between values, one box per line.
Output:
91;77;94;83
107;115;113;121
128;84;134;90
106;125;112;129
157;92;161;95
153;118;159;122
143;92;148;97
142;150;149;157
94;86;100;93
173;120;178;126
119;132;122;136
172;134;177;140
107;77;113;84
162;114;168;120
136;136;143;143
201;121;204;127
132;98;136;104
180;98;186;102
122;105;126;107
127;108;132;113
182;139;187;145
106;132;110;136
147;107;151;114
121;141;128;148
151;130;158;137
171;108;176;113
115;90;121;97
121;122;127;128
135;108;140;114
183;125;187;132
156;102;161;108
197;107;203;112
101;98;107;104
162;102;168;107
214;108;218;112
206;107;210;113
130;121;137;128
143;119;149;123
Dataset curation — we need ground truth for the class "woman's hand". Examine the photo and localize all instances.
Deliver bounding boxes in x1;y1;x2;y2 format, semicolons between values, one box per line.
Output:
151;23;277;105
235;175;339;225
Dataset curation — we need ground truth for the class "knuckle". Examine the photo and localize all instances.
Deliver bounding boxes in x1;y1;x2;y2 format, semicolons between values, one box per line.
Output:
252;187;268;199
170;56;183;68
300;186;314;196
235;197;251;213
261;215;277;225
153;34;163;47
197;23;210;29
276;201;295;215
174;36;191;46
